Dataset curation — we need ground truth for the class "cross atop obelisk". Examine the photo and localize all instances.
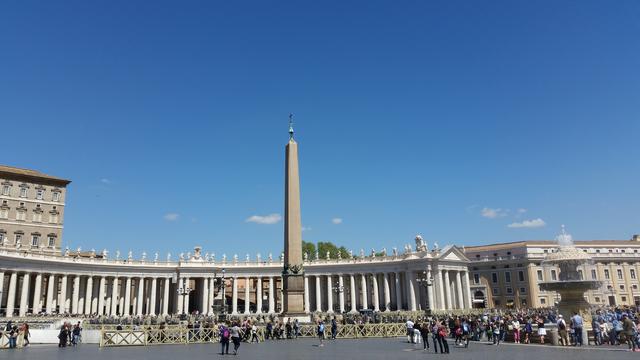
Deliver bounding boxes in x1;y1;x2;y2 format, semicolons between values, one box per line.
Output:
282;113;305;316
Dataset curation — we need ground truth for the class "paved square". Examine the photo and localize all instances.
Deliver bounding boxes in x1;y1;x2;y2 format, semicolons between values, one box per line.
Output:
2;339;637;360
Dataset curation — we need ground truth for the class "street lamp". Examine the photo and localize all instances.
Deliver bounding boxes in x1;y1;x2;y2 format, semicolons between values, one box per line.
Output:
332;283;344;313
416;271;434;313
218;268;227;317
176;282;193;316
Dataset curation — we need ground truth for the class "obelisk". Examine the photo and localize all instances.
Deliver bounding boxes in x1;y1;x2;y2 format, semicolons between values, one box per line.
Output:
282;114;306;316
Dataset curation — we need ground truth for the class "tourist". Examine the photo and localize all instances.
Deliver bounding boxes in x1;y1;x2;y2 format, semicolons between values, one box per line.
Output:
21;323;30;346
437;321;450;354
250;323;259;343
58;323;69;348
461;318;470;348
523;317;533;344
492;321;501;346
317;320;325;347
331;318;338;340
571;312;583;346
537;316;546;344
557;315;569;346
8;324;18;349
406;318;415;343
72;322;82;345
265;321;273;340
431;321;440;354
230;322;242;355
294;319;300;339
219;323;230;355
592;317;602;345
512;317;521;344
419;322;430;350
622;314;637;352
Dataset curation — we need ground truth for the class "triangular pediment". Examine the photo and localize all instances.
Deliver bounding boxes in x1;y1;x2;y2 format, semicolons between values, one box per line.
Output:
438;245;470;262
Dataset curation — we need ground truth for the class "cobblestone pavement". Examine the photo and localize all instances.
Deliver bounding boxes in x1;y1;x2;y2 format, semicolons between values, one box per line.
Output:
3;338;638;360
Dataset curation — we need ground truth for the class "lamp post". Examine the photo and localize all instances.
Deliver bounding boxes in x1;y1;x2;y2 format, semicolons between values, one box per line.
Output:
332;283;344;313
176;281;193;316
416;271;434;314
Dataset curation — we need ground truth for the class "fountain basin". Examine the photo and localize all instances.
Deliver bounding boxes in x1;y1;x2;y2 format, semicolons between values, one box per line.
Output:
539;280;601;292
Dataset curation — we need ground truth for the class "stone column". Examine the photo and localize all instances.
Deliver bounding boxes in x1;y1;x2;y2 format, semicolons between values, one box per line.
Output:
256;277;263;313
436;270;445;311
269;277;275;313
407;271;417;311
6;272;17;317
231;277;238;314
124;277;132;316
183;278;190;314
427;269;435;311
201;277;209;315
0;272;3;313
149;277;157;316
455;271;464;309
70;275;81;314
326;275;334;313
338;275;345;313
163;278;170;316
315;275;322;312
59;275;68;314
84;276;93;315
349;274;357;312
19;273;31;316
33;273;43;314
463;271;472;309
371;273;380;312
244;277;251;314
208;277;215;315
443;271;452;310
176;278;184;315
111;277;119;316
383;273;391;311
360;274;368;310
97;276;106;316
46;274;55;314
394;272;402;310
303;276;310;313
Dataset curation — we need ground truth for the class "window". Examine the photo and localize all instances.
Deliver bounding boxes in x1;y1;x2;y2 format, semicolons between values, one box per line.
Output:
15;234;22;245
518;271;525;282
32;212;42;222
540;298;546;305
0;232;4;244
506;287;513;294
0;208;7;219
31;235;40;247
36;189;44;200
622;296;627;302
47;236;56;247
1;185;9;196
52;192;60;202
49;214;59;224
618;269;623;280
492;288;500;296
633;285;638;290
604;269;610;280
551;270;557;281
491;272;498;284
595;297;601;302
520;287;527;294
537;270;543;281
505;272;512;283
16;210;26;221
591;269;597;280
620;285;625;290
578;270;584;280
473;274;480;284
20;188;27;197
631;269;636;280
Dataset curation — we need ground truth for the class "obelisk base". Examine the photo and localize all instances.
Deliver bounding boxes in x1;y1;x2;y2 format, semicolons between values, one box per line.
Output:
283;274;306;317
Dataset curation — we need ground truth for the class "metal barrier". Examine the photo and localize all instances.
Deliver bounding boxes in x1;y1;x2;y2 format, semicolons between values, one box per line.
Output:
100;323;406;347
0;331;25;349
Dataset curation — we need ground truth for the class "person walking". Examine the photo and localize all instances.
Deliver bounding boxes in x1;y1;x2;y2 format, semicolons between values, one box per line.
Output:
557;315;569;346
622;314;637;352
230;322;243;355
492;321;501;345
250;323;259;344
22;323;30;346
318;320;325;347
571;312;583;346
219;324;230;355
406;319;415;343
437;322;450;354
331;318;338;340
420;322;430;350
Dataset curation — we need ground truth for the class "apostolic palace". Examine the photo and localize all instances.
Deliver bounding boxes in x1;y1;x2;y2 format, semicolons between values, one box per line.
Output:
1;131;639;320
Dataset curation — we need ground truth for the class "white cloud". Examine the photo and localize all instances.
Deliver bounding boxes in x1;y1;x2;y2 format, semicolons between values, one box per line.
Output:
245;213;282;225
331;218;343;224
481;207;509;219
517;208;527;214
163;213;179;221
100;178;111;184
507;218;546;228
302;226;312;232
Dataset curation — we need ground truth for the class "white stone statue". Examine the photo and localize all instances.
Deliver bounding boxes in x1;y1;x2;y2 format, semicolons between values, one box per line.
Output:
77;247;82;254
233;254;238;263
415;235;427;252
186;251;192;260
256;253;261;262
392;247;398;257
154;252;159;262
359;249;365;259
16;238;22;249
246;253;250;263
90;249;96;258
141;251;147;261
371;248;376;257
268;253;273;262
167;252;171;261
326;251;330;260
179;252;185;261
65;246;70;256
315;250;319;260
381;248;387;256
204;252;209;261
115;250;120;260
348;249;353;258
337;251;342;260
280;252;284;262
211;253;215;262
222;253;227;263
128;250;133;260
433;242;439;251
304;252;309;261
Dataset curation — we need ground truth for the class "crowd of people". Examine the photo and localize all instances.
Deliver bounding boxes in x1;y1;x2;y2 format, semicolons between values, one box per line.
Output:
2;321;30;348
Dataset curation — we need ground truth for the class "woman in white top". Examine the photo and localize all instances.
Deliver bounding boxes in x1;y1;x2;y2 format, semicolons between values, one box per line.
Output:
512;319;521;343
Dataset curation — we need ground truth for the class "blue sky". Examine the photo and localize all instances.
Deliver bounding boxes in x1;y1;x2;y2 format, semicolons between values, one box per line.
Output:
1;1;639;258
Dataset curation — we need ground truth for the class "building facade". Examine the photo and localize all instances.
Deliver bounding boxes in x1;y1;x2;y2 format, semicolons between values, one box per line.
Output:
0;166;70;252
465;237;640;309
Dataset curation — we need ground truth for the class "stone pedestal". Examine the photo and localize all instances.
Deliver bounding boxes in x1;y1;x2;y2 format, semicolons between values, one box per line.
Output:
283;274;305;315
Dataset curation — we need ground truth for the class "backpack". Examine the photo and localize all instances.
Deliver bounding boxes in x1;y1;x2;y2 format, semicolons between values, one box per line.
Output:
222;328;230;339
319;324;325;333
558;320;566;330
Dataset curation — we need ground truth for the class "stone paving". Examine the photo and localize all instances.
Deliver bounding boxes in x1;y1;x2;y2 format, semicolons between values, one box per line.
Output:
2;338;638;360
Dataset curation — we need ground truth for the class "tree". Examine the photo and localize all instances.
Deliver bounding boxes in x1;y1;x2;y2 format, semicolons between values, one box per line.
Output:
301;241;349;260
302;241;316;259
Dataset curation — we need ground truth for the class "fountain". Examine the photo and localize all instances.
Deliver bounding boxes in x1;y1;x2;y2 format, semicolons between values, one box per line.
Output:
539;226;601;333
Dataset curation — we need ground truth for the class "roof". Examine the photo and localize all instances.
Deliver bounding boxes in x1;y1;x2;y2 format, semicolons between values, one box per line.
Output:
0;165;71;186
464;239;640;252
